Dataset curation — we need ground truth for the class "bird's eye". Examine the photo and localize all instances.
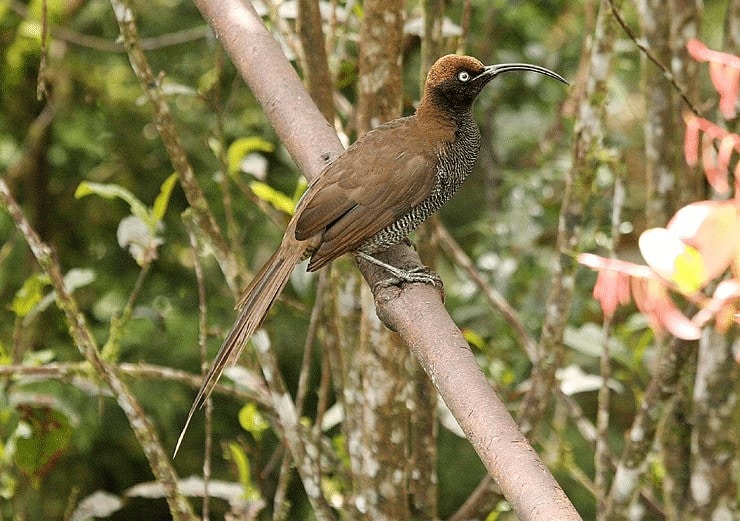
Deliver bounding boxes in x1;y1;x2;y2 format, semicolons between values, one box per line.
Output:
457;71;471;82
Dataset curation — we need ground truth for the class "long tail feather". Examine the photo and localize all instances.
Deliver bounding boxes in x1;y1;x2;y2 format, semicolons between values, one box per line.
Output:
175;236;306;455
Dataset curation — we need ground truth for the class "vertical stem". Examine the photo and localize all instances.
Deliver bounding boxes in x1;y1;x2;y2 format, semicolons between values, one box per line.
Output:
689;329;737;521
596;175;625;519
635;0;680;226
518;0;618;435
421;0;445;77
605;338;697;520
671;0;704;206
109;0;241;295
186;216;212;520
356;0;404;134
297;0;335;123
348;2;414;519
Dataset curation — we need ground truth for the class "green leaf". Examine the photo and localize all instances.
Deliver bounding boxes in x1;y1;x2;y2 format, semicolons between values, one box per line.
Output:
11;273;50;318
75;181;149;225
238;402;269;441
225;442;261;501
462;328;486;350
293;178;308;203
151;173;178;223
250;181;296;215
14;405;73;488
226;137;274;177
0;342;10;366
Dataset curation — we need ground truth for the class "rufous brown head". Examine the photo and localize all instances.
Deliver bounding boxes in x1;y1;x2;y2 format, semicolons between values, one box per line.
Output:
422;54;567;114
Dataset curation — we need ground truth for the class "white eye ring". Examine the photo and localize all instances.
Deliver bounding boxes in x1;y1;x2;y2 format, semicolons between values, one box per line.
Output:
457;71;471;82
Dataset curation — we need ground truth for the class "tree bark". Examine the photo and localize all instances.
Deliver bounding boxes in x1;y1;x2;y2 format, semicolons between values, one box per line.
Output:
689;329;738;521
636;0;681;226
297;0;335;123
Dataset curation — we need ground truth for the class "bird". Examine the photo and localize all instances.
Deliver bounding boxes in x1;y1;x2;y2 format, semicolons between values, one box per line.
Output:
175;54;566;454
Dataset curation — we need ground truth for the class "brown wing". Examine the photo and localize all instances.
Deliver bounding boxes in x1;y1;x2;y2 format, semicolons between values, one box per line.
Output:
294;117;444;270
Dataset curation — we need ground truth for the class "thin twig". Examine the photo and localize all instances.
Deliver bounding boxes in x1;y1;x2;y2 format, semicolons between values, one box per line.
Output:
432;219;539;364
12;1;211;52
109;0;241;296
186;217;213;520
606;0;701;116
0;361;272;409
36;0;49;100
595;173;624;518
295;271;328;415
101;264;151;361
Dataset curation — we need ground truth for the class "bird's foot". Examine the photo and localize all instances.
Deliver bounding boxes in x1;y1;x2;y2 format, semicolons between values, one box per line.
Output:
356;252;444;297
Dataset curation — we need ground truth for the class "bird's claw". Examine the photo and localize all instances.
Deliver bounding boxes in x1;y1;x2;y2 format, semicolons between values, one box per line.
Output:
372;266;445;301
357;252;445;300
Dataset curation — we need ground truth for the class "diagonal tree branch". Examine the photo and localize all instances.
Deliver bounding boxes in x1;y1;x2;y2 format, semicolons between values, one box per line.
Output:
109;0;241;295
192;1;582;519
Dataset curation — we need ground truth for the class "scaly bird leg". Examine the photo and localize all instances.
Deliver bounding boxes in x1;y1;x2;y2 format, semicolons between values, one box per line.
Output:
355;251;444;295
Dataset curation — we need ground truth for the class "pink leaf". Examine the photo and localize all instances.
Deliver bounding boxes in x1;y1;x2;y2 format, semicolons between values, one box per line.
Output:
687;39;740;69
683;114;700;166
592;269;632;318
717;134;738;176
709;62;740;119
577;253;654;278
702;133;730;193
632;278;702;340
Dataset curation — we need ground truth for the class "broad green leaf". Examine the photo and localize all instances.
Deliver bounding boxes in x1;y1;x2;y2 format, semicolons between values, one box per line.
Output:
14;405;73;488
250;181;296;215
226;442;261;501
11;273;50;318
151;173;178;223
75;181;149;225
238;402;269;441
227;137;274;176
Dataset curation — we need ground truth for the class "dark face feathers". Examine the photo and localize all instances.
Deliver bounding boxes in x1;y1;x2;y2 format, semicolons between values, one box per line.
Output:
423;54;567;113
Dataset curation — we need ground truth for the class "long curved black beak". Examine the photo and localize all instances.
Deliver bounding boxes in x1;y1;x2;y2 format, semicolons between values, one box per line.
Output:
482;63;568;85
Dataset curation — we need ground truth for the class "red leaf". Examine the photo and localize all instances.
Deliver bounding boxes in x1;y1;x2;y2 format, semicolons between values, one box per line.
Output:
702;133;730;193
683;114;700;166
687;39;740;69
709;62;740;119
631;278;702;340
717;134;738;177
592;269;632;318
